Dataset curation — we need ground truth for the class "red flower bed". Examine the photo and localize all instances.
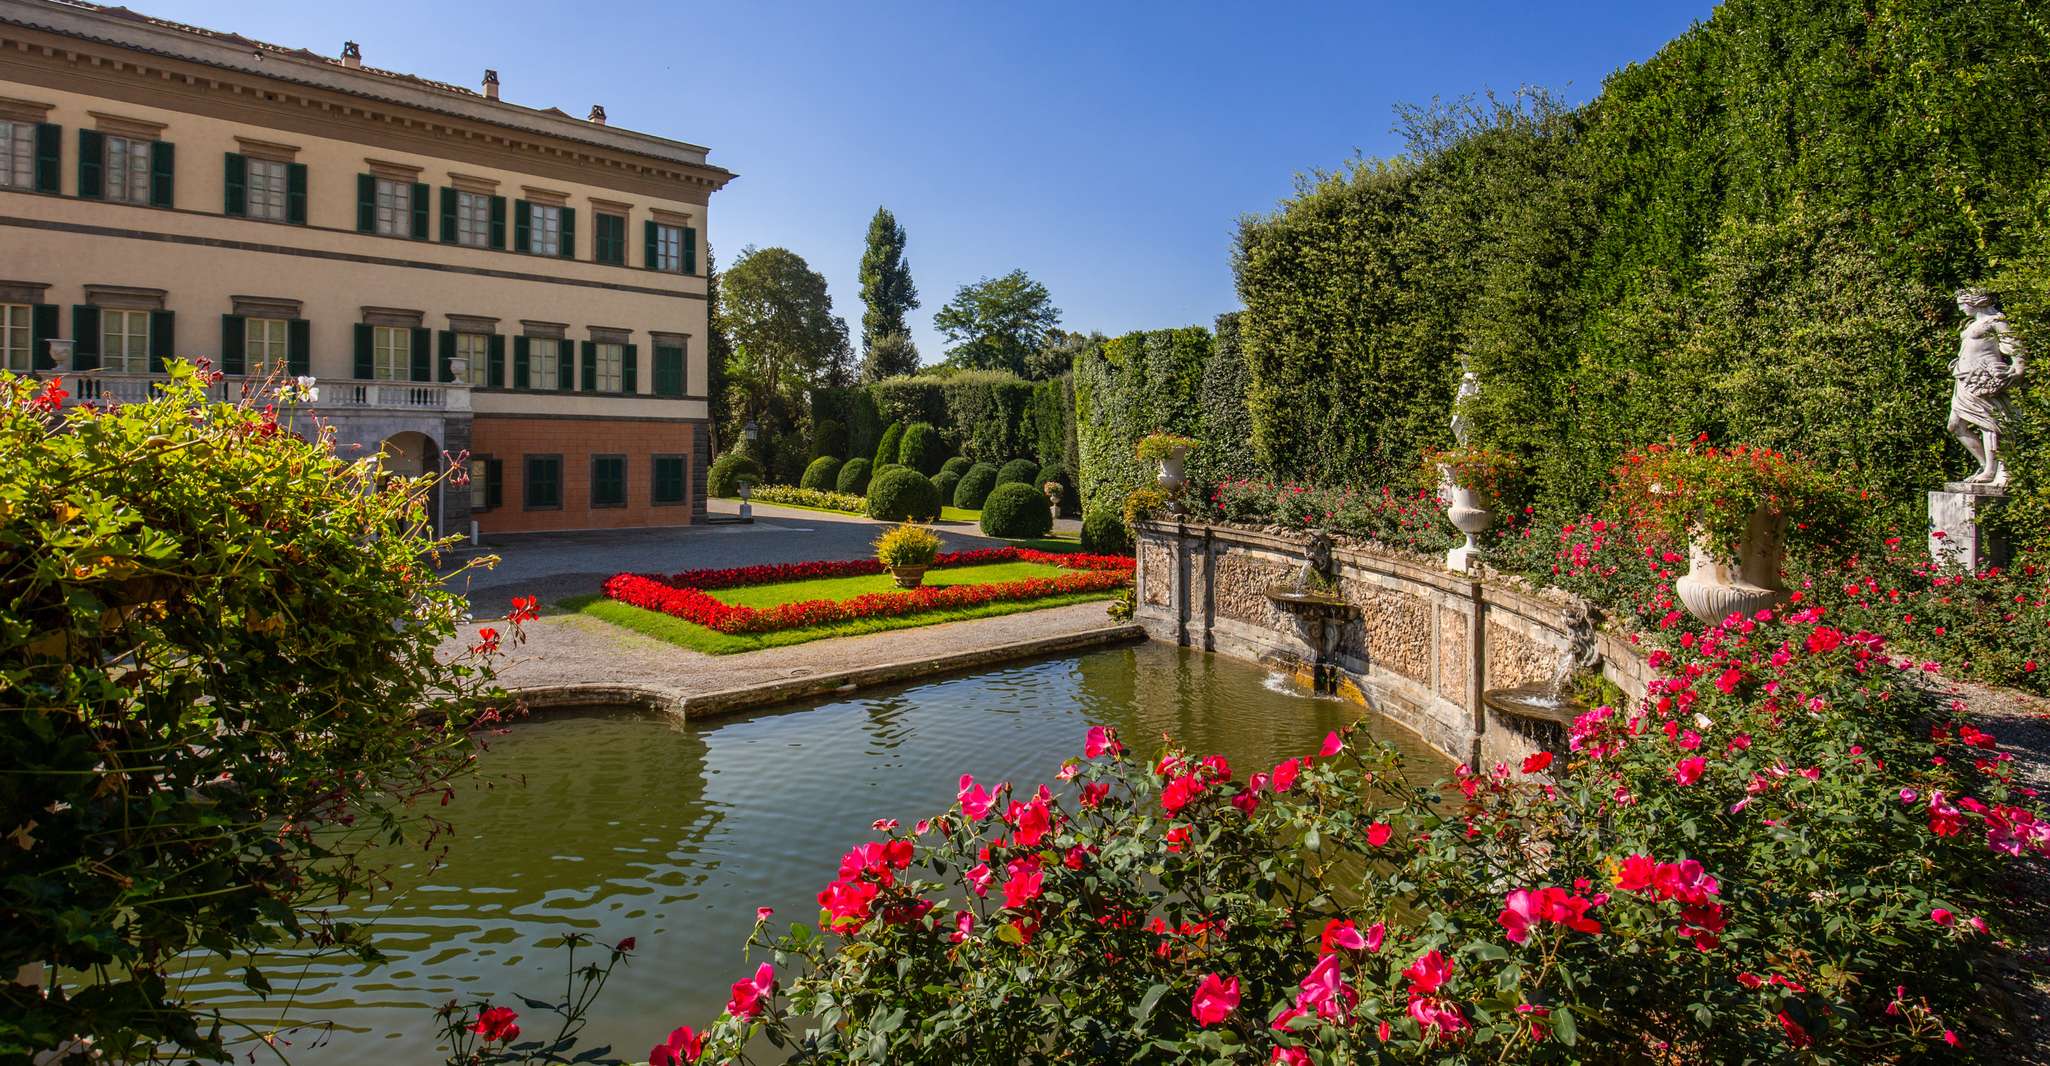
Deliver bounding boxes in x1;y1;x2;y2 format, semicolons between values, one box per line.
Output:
604;547;1135;634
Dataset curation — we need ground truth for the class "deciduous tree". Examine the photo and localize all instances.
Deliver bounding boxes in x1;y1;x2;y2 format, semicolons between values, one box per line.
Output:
934;270;1062;378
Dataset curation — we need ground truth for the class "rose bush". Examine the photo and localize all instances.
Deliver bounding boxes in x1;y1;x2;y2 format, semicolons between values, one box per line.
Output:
637;606;2041;1063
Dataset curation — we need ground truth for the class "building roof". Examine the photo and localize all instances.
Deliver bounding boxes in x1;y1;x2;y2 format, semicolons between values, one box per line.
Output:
0;0;734;181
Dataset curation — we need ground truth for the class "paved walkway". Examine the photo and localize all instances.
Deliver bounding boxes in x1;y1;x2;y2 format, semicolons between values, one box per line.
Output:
446;499;1128;716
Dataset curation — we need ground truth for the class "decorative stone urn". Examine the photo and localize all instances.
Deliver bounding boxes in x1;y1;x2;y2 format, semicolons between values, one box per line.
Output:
1674;507;1789;624
447;355;470;383
1156;447;1190;492
888;564;929;590
1043;481;1064;514
1441;466;1495;573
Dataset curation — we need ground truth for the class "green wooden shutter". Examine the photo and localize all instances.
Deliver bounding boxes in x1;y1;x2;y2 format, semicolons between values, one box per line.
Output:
287;318;310;376
556;338;573;391
72;306;100;370
356;173;376;231
513;335;530;388
219;313;246;375
148;310;174;373
439;186;457;242
622;343;638;394
410;327;432;382
488;333;506;388
30;304;58;370
513;199;530;252
33;123;60;193
683;226;697;274
410;181;430;238
644;221;657;271
489;195;506;249
484;458;503;509
654;345;684;397
148;141;173;207
223;152;247;216
558;207;576;259
580;341;597;392
76;129;103;200
354;323;374;378
437;330;455;382
286;163;307;224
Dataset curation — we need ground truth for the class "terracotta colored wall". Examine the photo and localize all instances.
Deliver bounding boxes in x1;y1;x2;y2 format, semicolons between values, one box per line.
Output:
471;415;702;533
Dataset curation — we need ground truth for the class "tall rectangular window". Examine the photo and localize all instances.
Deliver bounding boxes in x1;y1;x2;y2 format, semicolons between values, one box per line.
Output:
246;316;290;376
652;454;686;505
375;178;412;236
0;122;33;189
593;342;624;392
372;325;411;381
591;455;626;508
100;309;150;372
245;158;287;221
104;134;153;205
458;332;490;386
456;190;493;247
526;336;559;389
653;223;685;272
594;213;625;265
524;455;562;510
0;303;31;372
529;204;562;256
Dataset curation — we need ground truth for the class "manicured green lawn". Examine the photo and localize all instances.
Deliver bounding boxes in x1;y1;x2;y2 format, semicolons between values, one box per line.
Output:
565;584;1116;654
710;561;1066;608
940;505;980;523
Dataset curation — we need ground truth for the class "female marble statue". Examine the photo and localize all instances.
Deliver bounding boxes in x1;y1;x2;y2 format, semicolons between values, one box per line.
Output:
1949;288;2026;486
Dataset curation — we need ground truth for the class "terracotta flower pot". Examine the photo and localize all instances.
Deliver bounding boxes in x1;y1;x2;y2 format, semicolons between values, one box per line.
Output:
888;564;929;589
1674;507;1789;624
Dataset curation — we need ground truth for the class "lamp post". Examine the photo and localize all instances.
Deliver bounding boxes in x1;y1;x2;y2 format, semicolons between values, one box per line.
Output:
738;420;760;523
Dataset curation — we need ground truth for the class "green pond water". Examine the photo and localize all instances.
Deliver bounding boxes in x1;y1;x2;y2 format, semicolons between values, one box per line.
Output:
182;641;1449;1062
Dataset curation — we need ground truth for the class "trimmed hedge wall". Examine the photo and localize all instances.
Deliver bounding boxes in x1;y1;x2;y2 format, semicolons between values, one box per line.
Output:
1074;326;1211;514
813;371;1078;472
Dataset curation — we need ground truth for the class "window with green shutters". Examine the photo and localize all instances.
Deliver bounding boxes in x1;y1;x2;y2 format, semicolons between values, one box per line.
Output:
653;345;686;397
591;455;627;508
652;454;687;506
1;122;59;193
594;213;626;265
0;303;32;372
470;456;503;511
524;455;562;510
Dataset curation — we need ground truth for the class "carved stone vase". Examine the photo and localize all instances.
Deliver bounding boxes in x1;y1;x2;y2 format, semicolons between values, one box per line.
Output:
1441;465;1495;573
1674;507;1789;624
1156;448;1189;492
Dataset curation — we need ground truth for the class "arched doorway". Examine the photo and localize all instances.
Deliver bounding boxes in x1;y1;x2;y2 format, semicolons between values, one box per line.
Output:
378;430;441;536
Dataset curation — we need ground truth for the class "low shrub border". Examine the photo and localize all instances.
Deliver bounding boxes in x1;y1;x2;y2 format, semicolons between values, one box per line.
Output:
602;548;1135;635
746;483;865;513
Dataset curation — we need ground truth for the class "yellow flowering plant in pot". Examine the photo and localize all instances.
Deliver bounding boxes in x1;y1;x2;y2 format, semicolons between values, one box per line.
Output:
874;522;944;588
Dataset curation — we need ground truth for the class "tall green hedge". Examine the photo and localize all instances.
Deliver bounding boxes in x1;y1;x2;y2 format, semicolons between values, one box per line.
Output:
812;370;1076;470
1189;312;1260;488
1074;327;1211;513
1233;0;2050;532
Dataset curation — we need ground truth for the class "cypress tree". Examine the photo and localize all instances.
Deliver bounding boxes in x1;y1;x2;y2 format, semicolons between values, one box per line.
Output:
858;207;919;354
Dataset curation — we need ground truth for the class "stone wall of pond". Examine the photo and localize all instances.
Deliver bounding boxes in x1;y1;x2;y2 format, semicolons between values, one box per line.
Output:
1133;519;1653;767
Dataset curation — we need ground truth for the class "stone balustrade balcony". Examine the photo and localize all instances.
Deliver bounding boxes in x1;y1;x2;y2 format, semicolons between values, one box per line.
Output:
57;371;472;414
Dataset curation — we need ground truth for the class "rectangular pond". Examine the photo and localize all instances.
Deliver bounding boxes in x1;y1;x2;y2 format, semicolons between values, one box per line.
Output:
180;641;1450;1061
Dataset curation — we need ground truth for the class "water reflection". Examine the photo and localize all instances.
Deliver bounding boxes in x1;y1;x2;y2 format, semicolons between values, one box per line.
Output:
182;642;1448;1062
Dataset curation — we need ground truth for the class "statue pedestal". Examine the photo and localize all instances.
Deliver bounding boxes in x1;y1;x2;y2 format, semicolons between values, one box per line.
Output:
1928;482;2008;572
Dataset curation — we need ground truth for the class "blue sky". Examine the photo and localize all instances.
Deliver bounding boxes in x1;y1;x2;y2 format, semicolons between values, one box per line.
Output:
149;1;1715;364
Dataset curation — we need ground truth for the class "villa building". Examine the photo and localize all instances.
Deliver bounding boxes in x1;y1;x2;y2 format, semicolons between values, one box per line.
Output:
0;0;734;534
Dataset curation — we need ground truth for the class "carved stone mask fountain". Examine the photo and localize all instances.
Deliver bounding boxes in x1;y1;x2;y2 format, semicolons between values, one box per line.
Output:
1481;602;1601;759
1263;528;1354;694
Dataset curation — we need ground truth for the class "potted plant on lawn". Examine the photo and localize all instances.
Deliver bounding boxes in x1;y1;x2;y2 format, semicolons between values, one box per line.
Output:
874;522;943;589
1421;445;1522;573
1611;438;1852;623
1135;432;1199;493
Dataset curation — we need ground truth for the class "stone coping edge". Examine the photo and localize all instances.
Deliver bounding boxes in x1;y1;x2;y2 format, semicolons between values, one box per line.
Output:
511;623;1147;721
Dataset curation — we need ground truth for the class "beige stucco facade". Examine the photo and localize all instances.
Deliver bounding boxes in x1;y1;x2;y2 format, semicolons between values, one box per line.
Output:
0;0;734;534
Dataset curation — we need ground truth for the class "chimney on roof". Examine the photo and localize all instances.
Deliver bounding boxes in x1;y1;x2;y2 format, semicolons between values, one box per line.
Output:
341;41;361;69
483;69;499;100
588;104;606;126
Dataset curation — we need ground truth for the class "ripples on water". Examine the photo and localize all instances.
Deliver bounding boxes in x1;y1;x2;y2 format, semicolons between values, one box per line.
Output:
181;642;1448;1062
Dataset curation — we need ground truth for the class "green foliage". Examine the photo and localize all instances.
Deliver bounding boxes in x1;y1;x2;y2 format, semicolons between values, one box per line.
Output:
858;207;920;352
995;457;1040;488
932;470;961;509
720;246;850;448
799;455;843;492
1080;507;1132;554
749;483;864;513
859;331;921;384
835;457;875;496
1611;440;1856;558
872;522;942;568
934;269;1062;378
1190;312;1261;487
1075;328;1211;513
874;422;906;468
812;386;884;463
864;466;941;522
0;368;506;1060
953;462;999;509
941;455;973;478
1028;375;1077;468
708;452;764;498
898;421;945;475
811;418;847;460
978;481;1053;539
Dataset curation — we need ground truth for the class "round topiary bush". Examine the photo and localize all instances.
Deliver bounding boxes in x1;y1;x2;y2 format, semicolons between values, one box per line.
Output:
941;456;973;479
996;458;1040;488
708;453;763;498
800;455;843;492
836;457;874;496
954;462;999;509
865;466;941;522
980;481;1053;539
933;470;961;510
1081;508;1131;554
899;422;944;475
812;418;847;460
874;423;906;468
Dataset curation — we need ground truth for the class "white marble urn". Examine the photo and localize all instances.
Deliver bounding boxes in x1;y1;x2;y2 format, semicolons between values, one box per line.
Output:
1441;465;1495;573
1674;507;1790;624
1156;447;1190;492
